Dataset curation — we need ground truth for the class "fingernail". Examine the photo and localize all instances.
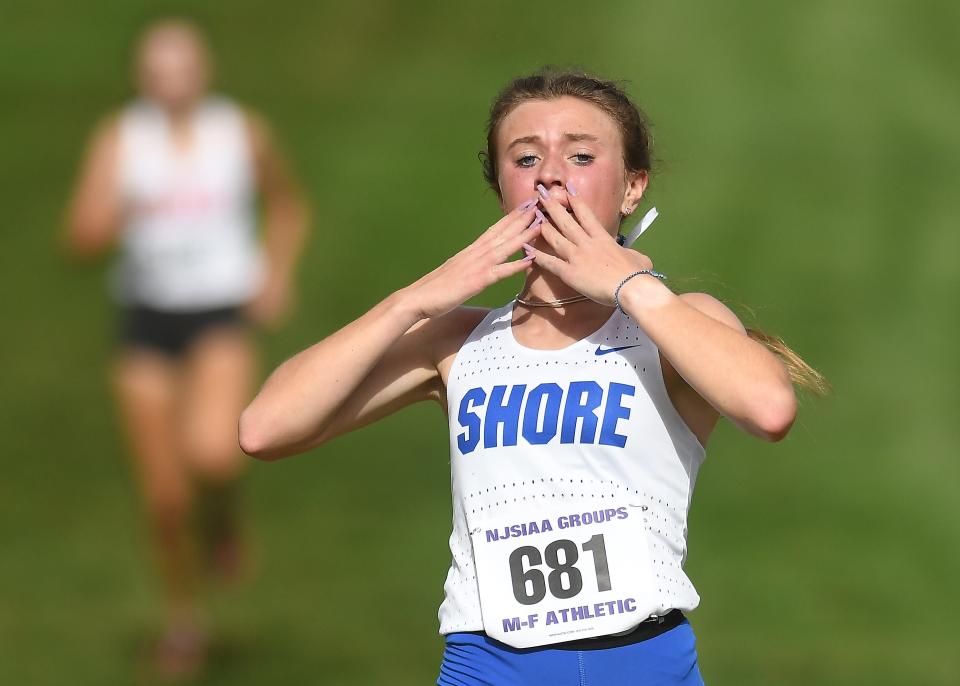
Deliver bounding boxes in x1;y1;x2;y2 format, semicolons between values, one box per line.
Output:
537;183;550;200
522;243;536;252
535;209;545;221
516;198;536;212
522;253;536;262
565;181;578;197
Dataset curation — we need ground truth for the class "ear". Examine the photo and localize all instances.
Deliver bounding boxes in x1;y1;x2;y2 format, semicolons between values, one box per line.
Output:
621;170;648;215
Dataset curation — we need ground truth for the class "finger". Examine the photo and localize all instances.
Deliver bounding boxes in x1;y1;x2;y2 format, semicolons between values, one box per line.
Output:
477;198;538;248
520;242;567;279
491;220;543;263
490;254;536;281
492;205;543;248
479;211;536;255
565;190;608;239
537;216;574;259
536;184;586;244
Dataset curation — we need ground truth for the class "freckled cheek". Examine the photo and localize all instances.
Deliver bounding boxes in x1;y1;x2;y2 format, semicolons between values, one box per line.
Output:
575;168;623;229
498;166;535;206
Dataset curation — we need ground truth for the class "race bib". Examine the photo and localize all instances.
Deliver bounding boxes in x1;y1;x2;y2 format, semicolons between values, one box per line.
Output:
470;499;658;648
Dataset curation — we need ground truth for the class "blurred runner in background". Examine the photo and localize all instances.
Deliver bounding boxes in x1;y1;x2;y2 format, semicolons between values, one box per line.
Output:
63;18;310;677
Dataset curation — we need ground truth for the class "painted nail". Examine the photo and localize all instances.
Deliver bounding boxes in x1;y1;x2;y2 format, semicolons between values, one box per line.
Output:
516;198;536;212
535;209;545;222
537;183;550;200
522;243;536;252
566;181;578;197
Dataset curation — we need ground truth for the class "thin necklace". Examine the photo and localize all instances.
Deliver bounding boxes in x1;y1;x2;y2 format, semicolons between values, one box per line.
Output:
515;293;591;308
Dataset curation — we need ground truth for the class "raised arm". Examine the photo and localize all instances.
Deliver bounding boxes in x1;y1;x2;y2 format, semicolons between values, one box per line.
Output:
619;285;796;442
62;117;123;259
239;293;442;461
238;199;543;461
527;191;796;443
244;111;311;329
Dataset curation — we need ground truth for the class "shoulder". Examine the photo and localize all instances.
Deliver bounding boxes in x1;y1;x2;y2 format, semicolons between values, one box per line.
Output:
114;99;162;130
83;113;123;158
236;107;293;180
236;105;274;153
201;94;244;117
677;292;746;333
423;306;492;381
417;306;491;347
91;111;123;138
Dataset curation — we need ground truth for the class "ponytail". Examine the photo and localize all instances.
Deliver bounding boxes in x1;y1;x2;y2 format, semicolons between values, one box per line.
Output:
669;276;829;397
746;328;829;396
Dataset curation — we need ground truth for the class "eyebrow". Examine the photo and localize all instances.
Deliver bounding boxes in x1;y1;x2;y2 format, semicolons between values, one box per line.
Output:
506;133;601;150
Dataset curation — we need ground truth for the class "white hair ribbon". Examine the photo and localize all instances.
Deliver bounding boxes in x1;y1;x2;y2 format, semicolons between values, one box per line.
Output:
622;207;658;248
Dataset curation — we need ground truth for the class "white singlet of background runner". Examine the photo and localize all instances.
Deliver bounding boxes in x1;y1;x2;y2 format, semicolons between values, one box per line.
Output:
111;96;264;310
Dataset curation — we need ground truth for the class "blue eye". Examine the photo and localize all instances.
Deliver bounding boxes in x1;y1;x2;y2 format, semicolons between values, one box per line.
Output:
516;155;538;168
572;153;595;165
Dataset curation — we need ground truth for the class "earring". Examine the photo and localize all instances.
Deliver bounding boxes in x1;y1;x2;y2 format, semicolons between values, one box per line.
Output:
622;206;634;215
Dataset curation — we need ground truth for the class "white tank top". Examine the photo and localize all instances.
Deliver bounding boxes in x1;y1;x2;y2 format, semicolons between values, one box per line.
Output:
438;302;706;638
110;96;264;310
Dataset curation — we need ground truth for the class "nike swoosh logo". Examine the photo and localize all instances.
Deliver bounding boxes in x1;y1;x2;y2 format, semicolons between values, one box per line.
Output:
594;344;642;356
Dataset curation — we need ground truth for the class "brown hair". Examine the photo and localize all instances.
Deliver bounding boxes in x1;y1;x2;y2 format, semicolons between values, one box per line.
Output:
482;68;828;396
481;68;652;197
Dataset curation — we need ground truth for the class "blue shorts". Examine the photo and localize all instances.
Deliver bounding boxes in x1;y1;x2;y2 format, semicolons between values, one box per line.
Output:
438;620;704;686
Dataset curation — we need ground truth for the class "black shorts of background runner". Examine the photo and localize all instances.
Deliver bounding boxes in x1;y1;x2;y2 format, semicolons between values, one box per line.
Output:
117;305;248;358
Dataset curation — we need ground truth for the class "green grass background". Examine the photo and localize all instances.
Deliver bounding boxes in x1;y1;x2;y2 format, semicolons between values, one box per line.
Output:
1;0;958;684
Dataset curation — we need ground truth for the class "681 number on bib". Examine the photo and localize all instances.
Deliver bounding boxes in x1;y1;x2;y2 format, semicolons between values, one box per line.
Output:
470;503;658;649
510;534;610;604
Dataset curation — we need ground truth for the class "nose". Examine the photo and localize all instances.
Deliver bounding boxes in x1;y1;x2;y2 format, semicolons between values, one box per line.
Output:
534;152;565;198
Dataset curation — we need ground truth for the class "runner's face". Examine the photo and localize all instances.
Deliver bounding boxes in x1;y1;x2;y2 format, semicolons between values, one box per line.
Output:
495;96;645;236
137;29;209;109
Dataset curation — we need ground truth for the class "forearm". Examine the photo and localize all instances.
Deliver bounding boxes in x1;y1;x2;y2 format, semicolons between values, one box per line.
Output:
619;276;796;439
63;199;121;259
239;289;422;460
261;195;309;281
241;198;541;459
63;121;122;260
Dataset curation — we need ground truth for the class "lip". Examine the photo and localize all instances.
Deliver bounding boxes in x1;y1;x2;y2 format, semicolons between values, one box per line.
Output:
542;201;574;217
547;195;573;213
535;186;574;215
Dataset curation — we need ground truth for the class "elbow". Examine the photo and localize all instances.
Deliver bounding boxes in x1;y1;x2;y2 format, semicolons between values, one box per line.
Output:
752;385;797;442
238;404;323;461
62;221;112;261
64;236;103;261
238;407;281;461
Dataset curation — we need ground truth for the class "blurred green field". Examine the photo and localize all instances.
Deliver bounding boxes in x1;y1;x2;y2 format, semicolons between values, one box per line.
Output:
2;1;959;684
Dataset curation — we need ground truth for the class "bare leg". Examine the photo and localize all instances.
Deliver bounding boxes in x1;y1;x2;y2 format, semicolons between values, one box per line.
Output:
180;325;257;581
111;349;205;674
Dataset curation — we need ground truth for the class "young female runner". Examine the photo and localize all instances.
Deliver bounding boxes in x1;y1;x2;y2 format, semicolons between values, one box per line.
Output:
240;69;822;685
63;19;309;676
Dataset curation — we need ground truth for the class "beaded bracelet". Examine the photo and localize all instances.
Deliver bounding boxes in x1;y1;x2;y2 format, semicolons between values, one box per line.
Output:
613;269;667;311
